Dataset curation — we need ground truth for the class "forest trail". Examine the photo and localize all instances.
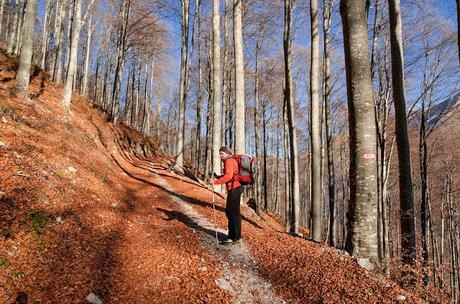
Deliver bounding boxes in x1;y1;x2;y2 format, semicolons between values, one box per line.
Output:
0;49;426;303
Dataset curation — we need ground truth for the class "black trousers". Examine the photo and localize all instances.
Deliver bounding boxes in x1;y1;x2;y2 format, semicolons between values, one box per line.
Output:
225;186;244;241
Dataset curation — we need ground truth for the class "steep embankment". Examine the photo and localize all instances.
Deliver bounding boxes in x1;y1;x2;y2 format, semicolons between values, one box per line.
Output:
0;49;432;303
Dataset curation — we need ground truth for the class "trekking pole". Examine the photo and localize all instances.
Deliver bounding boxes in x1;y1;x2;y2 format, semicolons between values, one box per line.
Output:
211;184;219;246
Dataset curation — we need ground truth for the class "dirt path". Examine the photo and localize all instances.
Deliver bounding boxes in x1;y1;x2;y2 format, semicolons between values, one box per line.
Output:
152;171;286;304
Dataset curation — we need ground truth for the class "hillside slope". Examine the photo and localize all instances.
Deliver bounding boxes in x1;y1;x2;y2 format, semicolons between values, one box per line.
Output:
0;50;431;303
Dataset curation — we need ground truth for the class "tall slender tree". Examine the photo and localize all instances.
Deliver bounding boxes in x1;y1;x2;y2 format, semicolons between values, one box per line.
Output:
387;0;416;267
284;0;300;235
233;0;245;154
7;0;19;55
176;0;190;171
254;21;264;214
110;0;131;123
81;13;94;97
323;0;336;247
340;0;379;266
212;0;222;177
310;0;322;242
62;0;82;112
14;0;38;97
40;0;51;70
0;0;5;39
194;0;202;173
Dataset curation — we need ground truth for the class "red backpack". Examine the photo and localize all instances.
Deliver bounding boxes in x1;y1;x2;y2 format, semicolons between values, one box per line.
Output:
233;154;256;185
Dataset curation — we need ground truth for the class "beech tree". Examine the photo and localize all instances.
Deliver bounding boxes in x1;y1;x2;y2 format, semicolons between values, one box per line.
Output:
15;0;38;97
233;0;245;154
387;0;417;267
175;0;190;171
212;0;222;177
310;0;322;242
340;0;379;266
284;0;300;235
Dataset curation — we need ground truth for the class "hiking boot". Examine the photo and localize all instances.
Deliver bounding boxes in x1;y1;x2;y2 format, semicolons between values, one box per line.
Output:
220;238;234;245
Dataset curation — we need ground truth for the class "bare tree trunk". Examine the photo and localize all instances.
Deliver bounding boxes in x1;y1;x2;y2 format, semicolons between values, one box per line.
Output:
62;0;82;112
7;0;19;55
254;22;264;214
81;13;93;97
15;0;38;97
275;116;281;214
176;0;190;170
222;0;231;147
419;71;430;285
262;97;268;210
13;0;25;56
212;0;222;177
55;1;67;83
135;58;141;130
340;0;379;265
323;0;336;247
40;0;50;70
144;58;154;135
388;0;416;267
284;0;299;235
194;0;202;173
233;0;245;154
64;0;74;76
110;0;131;123
0;0;5;40
204;41;213;179
156;89;163;140
223;2;233;149
283;98;291;232
310;0;322;242
124;63;132;124
52;0;64;82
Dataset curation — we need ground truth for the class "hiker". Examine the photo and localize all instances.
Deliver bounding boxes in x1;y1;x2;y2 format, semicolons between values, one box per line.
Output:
209;146;244;245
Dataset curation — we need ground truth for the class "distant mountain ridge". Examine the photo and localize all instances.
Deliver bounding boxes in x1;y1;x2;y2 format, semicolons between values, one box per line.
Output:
409;91;460;127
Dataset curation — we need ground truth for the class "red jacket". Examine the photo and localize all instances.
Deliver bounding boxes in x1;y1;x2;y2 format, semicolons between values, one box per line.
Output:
212;157;241;191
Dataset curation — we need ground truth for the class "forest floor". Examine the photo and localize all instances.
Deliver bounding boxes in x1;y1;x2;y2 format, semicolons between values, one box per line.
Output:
0;48;439;303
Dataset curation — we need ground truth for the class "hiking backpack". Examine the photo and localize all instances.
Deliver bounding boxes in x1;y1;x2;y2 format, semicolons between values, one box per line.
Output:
233;154;256;185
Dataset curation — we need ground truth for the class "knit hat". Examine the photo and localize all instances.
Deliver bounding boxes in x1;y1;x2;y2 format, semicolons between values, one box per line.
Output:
219;146;232;155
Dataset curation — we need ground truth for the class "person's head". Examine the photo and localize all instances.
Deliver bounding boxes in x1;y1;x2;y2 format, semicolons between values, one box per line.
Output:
219;146;232;160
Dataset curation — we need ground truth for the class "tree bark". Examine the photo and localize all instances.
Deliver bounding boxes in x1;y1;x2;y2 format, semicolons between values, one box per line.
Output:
212;0;222;177
310;0;322;242
14;0;38;97
284;0;300;235
52;0;64;82
7;0;19;55
61;0;82;112
195;0;202;174
340;0;379;265
176;0;190;170
221;0;230;147
13;0;25;56
254;22;264;214
233;0;245;154
110;0;131;123
283;98;290;232
144;58;154;135
81;13;93;97
40;0;51;70
323;0;336;247
388;0;416;266
0;0;5;39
